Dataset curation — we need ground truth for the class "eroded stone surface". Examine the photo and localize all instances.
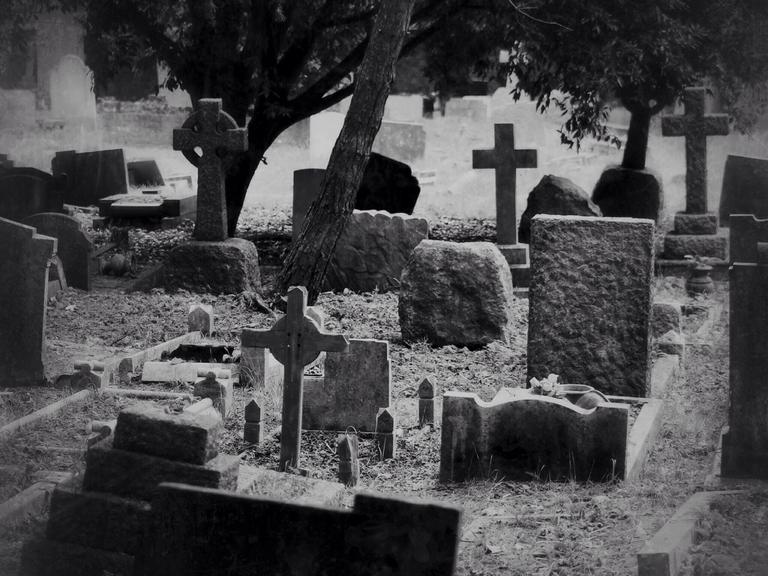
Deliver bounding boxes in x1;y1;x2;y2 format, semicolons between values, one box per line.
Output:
163;238;260;294
326;210;429;292
663;233;727;260
528;215;654;396
399;240;516;348
673;212;718;235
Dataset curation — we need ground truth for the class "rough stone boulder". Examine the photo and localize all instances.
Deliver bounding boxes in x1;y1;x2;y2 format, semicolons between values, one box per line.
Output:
592;165;663;222
356;153;421;215
163;238;260;294
399;240;515;348
326;210;429;293
518;175;601;244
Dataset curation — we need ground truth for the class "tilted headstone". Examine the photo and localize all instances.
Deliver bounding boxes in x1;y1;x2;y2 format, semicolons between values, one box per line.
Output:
719;154;768;226
661;87;729;215
134;483;462;576
722;236;768;478
0;218;56;386
439;388;628;482
730;214;768;262
23;212;93;290
48;54;97;120
52;149;129;206
241;286;349;470
527;215;654;397
303;338;392;432
173;98;248;241
0;167;65;221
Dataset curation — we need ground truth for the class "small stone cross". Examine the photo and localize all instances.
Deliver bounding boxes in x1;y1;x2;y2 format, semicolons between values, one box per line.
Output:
241;286;349;471
173;98;248;241
661;87;729;214
473;123;537;245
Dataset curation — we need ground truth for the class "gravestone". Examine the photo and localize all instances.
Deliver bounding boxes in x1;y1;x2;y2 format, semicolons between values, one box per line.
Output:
303;339;392;432
722;234;768;478
384;94;424;122
52;149;129;206
241;286;349;470
23;213;92;290
48;54;97;121
0;218;56;386
445;97;489;122
399;240;516;348
0;167;65;221
473;123;537;286
528;215;654;397
440;388;628;482
719;154;768;226
127;159;165;188
730;214;768;262
372;121;426;164
134;483;461;576
165;99;259;294
326;210;429;293
661;87;729;260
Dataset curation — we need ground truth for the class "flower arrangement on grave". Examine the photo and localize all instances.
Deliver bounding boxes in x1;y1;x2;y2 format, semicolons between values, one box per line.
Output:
529;373;561;396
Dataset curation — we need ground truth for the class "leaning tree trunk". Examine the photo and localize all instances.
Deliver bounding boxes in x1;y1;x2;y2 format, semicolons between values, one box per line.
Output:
278;0;417;303
621;105;652;171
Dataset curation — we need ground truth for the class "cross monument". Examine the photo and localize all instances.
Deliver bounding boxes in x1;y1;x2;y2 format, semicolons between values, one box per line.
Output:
241;286;349;471
173;98;248;241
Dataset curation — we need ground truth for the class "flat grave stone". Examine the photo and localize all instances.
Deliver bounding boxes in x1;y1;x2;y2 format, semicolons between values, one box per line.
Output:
528;215;654;397
52;148;129;206
719;154;768;226
0;167;65;222
98;188;197;225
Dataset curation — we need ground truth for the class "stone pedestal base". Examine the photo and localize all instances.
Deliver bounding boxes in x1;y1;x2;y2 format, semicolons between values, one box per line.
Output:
592;165;663;222
721;427;768;479
663;232;728;260
163;238;260;294
674;212;718;235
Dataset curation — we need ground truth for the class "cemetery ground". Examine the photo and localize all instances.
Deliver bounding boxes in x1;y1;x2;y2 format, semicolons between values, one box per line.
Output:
0;204;764;575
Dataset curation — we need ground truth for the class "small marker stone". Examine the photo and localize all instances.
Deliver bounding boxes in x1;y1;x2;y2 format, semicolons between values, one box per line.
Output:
375;408;396;460
337;433;359;487
417;377;435;427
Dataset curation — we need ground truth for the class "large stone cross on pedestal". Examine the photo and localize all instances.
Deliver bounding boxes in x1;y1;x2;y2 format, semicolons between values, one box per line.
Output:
473;123;537;249
241;286;349;471
662;87;729;214
173;98;248;241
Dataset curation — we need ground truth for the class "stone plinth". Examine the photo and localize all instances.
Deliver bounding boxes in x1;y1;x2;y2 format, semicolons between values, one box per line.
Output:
663;232;727;260
163;238;260;294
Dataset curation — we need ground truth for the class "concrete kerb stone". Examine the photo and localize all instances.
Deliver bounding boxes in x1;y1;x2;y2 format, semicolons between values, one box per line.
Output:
625;398;665;482
650;354;680;398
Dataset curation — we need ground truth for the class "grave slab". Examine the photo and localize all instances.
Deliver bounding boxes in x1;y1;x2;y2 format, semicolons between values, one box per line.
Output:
141;361;236;384
238;465;344;508
528;215;654;397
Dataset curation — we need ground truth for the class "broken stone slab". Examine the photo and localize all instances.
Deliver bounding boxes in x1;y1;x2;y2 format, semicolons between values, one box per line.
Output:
83;438;239;501
439;388;629;483
302;339;392;432
46;476;151;555
112;403;222;465
134;483;462;576
141;361;237;383
663;233;728;260
238;465;344;508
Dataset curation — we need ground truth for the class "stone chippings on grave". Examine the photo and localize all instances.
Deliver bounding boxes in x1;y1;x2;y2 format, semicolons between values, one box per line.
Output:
20;403;239;576
303;338;392;432
22;212;93;291
661;87;730;260
134;483;462;576
325;210;429;293
719;154;768;226
527;215;654;397
721;238;768;479
0;218;56;387
518;175;602;244
399;240;516;348
439;388;629;482
0;167;65;222
591;165;664;222
52;149;129;206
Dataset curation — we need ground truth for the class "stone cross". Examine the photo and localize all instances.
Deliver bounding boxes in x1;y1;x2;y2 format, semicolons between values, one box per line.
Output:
473;123;537;245
661;87;729;214
173;99;248;241
241;286;349;471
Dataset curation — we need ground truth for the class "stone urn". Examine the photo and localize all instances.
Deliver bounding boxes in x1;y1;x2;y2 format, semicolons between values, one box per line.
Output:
686;262;714;296
557;384;609;409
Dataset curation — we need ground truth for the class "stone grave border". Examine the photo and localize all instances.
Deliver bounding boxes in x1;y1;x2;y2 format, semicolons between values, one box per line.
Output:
636;490;743;576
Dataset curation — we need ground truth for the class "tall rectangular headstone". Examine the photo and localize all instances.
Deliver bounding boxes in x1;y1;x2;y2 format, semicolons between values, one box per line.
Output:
52;149;129;206
0;218;57;386
719;154;768;226
527;215;654;397
722;236;768;478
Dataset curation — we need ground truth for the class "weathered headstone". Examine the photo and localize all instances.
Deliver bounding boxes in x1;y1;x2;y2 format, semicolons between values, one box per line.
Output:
721;235;768;478
172;98;247;241
23;212;92;291
325;210;429;293
528;215;654;396
0;218;56;386
193;370;234;419
49;54;97;121
337;433;360;487
375;408;396;460
52;149;129;206
440;388;629;482
239;346;284;390
730;214;768;262
127;159;165;188
243;399;263;444
399;240;516;348
303;338;392;432
241;286;349;470
134;483;462;576
372;121;426;164
0;167;65;222
418;377;435;427
188;303;214;335
591;166;664;222
445;97;489;122
719;154;768;226
518;175;601;244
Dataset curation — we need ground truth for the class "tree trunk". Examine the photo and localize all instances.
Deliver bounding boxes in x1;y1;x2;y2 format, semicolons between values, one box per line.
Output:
278;0;417;303
621;105;652;170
